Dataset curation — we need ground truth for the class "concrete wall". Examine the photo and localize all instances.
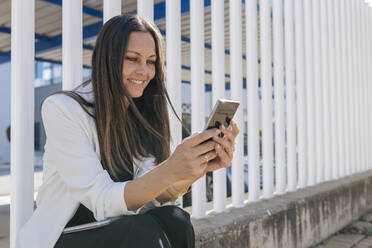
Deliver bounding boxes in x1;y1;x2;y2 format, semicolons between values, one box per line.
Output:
34;83;62;152
0;67;61;163
192;170;372;248
0;62;10;164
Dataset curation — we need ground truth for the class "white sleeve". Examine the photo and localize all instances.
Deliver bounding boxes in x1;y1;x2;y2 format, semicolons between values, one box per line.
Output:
42;95;141;221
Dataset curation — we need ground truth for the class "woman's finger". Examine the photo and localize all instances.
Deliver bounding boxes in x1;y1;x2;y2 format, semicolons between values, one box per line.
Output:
212;135;233;158
193;150;218;167
229;119;240;138
183;128;221;148
215;144;232;167
220;125;235;144
190;140;217;158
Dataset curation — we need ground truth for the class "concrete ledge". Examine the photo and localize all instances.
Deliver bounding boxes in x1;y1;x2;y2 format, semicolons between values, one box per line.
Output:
192;170;372;248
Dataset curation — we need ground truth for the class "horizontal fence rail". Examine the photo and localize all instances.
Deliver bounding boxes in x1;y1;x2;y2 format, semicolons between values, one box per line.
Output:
10;0;372;246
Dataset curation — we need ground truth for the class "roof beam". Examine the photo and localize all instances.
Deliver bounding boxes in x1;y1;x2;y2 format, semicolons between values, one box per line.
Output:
0;21;97;63
1;0;247;64
0;26;11;35
0;26;49;40
40;0;102;18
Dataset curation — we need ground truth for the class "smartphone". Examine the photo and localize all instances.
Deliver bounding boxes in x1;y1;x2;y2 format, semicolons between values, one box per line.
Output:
204;99;240;131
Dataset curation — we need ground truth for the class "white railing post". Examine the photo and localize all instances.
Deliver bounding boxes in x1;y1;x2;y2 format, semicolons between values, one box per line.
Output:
355;0;363;172
312;0;324;184
190;0;206;218
260;0;274;198
367;3;372;171
344;0;354;177
230;0;244;207
10;0;35;247
350;0;358;174
273;0;286;195
62;0;82;90
320;0;332;182
327;0;339;180
284;0;297;192
334;0;345;178
166;0;181;153
246;0;260;201
103;0;121;23
358;0;364;172
304;0;316;185
339;0;348;178
212;0;227;212
361;1;368;172
294;0;307;188
137;0;154;21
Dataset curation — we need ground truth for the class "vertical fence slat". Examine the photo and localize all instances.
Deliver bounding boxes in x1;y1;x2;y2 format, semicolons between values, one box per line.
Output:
103;0;121;23
351;1;360;173
294;0;307;188
191;0;206;218
166;0;183;208
284;0;297;191
166;0;181;153
230;0;245;207
339;0;348;177
367;3;372;171
358;0;364;172
212;0;227;212
365;1;370;171
368;3;371;171
350;0;356;174
312;0;324;184
328;0;339;179
320;0;331;181
355;0;363;172
370;3;372;171
10;0;35;247
62;0;82;90
137;0;154;21
345;0;354;176
304;0;316;185
361;1;368;172
334;0;345;178
246;0;260;201
260;0;274;198
273;0;286;195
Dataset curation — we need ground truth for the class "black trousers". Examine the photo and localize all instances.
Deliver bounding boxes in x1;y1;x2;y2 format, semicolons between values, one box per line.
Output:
54;206;195;248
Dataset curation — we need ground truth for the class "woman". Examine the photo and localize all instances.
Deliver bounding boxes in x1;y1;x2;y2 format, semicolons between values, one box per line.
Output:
18;14;239;248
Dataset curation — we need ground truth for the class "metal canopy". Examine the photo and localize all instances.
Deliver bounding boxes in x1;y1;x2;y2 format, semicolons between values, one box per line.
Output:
0;0;250;84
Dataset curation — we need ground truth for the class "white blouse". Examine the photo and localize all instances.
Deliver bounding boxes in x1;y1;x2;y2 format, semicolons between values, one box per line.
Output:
18;83;176;248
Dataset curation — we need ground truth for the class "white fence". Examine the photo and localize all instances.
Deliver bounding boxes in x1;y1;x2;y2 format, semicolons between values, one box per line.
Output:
10;0;372;247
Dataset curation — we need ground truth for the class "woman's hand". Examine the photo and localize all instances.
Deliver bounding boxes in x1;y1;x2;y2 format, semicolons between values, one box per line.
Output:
165;128;221;182
204;120;240;173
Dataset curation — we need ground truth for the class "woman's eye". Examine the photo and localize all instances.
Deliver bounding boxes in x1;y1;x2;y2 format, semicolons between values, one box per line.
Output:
125;57;137;61
147;60;156;65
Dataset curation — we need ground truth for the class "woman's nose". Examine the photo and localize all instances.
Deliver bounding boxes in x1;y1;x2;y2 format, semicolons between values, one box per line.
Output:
135;62;148;75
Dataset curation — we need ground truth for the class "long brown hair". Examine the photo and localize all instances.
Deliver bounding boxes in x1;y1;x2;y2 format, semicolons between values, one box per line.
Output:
48;14;181;181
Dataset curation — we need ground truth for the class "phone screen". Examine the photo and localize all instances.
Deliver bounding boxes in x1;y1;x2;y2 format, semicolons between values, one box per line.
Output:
205;99;240;130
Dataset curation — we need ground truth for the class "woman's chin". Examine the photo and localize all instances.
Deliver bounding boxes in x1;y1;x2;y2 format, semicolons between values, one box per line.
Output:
129;90;144;98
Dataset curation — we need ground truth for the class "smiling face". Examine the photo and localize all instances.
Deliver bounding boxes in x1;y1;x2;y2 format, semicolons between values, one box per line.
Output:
122;31;157;98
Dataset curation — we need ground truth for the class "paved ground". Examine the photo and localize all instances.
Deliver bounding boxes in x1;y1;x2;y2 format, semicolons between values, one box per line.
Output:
313;212;372;248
